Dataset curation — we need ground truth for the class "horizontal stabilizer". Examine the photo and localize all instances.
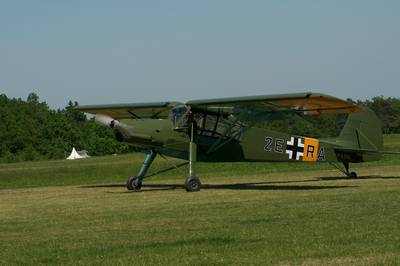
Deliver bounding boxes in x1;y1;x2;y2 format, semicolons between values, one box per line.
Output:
379;151;400;155
335;147;400;155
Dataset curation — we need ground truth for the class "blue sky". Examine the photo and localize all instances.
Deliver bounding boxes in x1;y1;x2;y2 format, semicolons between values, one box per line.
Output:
1;0;399;108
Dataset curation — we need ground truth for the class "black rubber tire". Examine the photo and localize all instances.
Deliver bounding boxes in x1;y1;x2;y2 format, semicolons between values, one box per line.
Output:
349;172;358;178
126;176;137;191
134;179;142;191
185;177;201;192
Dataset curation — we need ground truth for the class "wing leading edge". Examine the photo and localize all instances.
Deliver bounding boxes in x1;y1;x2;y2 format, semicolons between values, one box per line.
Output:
186;92;363;116
76;102;183;119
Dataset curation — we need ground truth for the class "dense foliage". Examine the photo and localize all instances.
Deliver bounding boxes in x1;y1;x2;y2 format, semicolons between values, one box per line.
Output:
361;96;400;134
0;93;399;162
0;93;131;163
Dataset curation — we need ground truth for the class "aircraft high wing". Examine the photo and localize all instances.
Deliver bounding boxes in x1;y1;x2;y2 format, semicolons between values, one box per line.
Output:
78;92;362;120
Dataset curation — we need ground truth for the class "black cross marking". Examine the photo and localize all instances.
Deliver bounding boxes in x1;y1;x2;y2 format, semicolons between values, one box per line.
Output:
286;137;304;160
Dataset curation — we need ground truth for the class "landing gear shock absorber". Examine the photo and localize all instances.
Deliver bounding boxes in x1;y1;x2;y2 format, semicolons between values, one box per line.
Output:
127;149;157;191
184;122;201;192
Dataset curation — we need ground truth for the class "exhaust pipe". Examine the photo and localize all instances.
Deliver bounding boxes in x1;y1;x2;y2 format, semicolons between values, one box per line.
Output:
94;115;119;128
94;115;126;142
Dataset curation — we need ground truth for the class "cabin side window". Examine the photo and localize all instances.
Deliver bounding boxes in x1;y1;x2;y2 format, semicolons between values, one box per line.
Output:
194;113;243;140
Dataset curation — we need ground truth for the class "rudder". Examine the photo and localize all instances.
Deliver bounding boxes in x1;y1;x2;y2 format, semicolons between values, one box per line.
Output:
337;106;383;152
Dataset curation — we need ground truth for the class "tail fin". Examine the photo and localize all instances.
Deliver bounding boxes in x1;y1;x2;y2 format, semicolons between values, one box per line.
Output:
336;107;383;161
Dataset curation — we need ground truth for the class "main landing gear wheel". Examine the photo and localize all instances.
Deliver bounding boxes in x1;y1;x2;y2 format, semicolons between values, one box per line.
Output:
127;176;142;191
185;177;201;192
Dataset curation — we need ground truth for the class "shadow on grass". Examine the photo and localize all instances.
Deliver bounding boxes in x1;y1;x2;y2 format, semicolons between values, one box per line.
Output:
114;237;263;250
81;178;358;192
80;174;400;192
317;175;400;181
199;183;355;191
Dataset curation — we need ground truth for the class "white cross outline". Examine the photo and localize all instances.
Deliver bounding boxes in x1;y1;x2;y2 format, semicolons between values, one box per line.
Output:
286;137;294;159
285;137;305;160
296;138;304;160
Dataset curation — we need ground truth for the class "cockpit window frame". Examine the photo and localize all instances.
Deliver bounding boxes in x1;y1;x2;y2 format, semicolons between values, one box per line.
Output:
194;112;243;141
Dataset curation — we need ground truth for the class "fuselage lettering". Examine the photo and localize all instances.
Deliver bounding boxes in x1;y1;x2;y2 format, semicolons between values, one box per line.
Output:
265;136;321;162
264;137;273;151
307;145;315;157
317;147;326;161
265;137;285;154
275;138;284;153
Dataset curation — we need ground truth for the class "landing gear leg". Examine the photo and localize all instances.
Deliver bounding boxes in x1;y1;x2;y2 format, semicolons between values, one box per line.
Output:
127;149;157;191
185;123;201;192
343;162;357;178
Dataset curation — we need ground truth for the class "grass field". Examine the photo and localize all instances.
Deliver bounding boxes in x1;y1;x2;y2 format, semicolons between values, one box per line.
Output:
1;135;400;265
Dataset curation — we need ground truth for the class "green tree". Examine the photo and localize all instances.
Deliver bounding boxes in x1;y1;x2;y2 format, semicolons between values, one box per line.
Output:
0;93;132;162
362;96;400;134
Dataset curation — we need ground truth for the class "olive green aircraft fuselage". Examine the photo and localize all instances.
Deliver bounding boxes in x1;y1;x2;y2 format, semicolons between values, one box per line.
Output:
114;111;381;165
78;92;386;192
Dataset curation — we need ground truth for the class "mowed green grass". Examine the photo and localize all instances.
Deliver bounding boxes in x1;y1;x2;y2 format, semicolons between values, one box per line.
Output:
1;135;400;265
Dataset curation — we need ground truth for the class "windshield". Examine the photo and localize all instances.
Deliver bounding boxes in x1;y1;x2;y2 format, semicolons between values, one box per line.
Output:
170;105;191;129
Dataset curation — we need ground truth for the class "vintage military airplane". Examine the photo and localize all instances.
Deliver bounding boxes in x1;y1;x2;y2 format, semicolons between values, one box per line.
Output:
77;92;395;192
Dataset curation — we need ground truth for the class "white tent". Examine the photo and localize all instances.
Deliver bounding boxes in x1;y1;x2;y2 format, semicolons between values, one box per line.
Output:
66;147;90;160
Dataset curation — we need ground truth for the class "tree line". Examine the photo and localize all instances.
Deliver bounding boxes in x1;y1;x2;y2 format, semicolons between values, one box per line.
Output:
0;93;399;163
0;93;132;163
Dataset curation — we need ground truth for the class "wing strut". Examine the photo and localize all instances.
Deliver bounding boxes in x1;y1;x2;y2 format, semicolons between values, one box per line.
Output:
128;110;141;119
